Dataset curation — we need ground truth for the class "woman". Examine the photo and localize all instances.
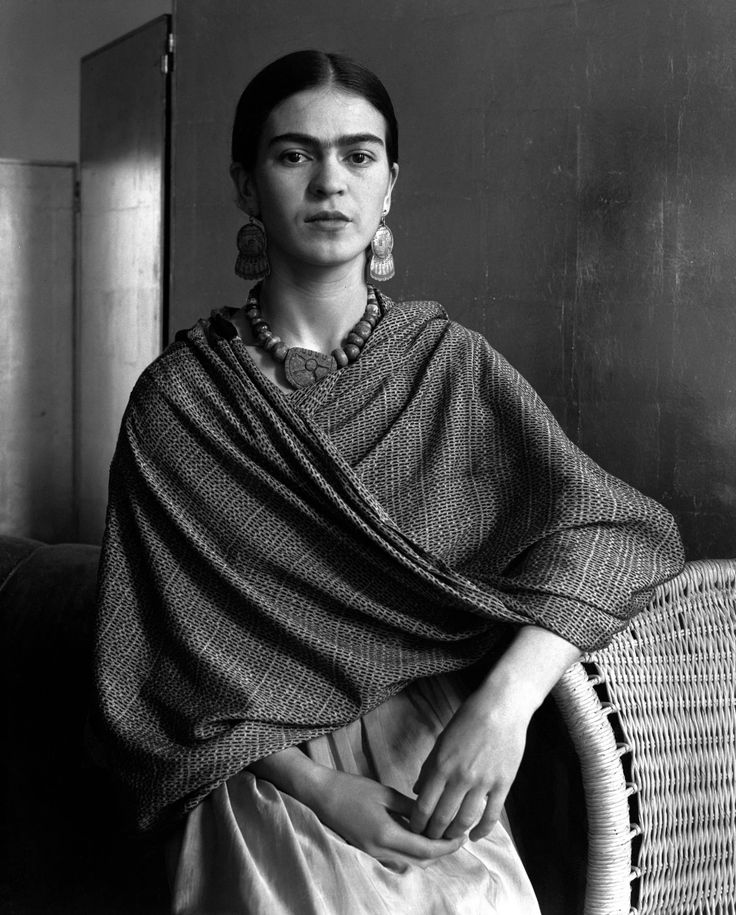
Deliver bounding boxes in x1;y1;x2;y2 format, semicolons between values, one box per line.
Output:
92;51;684;914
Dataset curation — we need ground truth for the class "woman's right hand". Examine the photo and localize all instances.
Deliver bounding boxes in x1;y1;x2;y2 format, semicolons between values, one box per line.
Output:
310;767;465;869
249;747;464;868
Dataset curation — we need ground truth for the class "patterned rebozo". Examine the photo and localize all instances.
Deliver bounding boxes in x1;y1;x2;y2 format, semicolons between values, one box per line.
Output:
92;295;684;832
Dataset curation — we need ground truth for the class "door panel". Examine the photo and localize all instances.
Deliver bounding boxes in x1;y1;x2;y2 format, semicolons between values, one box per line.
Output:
78;15;170;543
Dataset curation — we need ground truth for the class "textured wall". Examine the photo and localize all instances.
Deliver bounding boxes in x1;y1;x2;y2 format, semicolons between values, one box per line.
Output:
171;0;736;559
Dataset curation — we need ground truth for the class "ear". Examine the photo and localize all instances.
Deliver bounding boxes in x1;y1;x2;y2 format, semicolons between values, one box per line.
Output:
382;163;399;216
229;163;260;216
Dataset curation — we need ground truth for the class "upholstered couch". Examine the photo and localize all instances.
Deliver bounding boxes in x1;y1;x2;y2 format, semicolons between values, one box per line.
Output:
0;537;167;914
2;535;735;914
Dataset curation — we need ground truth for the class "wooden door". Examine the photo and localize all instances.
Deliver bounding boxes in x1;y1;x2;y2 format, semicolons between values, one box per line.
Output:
78;15;171;543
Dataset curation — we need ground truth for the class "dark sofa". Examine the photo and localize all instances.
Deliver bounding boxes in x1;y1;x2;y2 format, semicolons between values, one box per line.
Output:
0;536;168;915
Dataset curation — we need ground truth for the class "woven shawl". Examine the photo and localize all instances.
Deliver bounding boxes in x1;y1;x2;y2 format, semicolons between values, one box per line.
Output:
93;296;684;832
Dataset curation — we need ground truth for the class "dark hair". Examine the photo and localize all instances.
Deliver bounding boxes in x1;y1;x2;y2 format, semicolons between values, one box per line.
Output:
231;50;399;169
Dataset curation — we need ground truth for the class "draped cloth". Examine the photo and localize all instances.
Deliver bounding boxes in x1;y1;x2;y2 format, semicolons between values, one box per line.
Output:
92;294;684;833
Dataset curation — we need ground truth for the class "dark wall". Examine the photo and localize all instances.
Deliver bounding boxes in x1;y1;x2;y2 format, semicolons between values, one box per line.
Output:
567;2;736;559
171;0;735;559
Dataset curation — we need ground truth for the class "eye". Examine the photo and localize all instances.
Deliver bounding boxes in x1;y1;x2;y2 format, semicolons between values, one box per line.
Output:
347;151;374;166
279;150;309;165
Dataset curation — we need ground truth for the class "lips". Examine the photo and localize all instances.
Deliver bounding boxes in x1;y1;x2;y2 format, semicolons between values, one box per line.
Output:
305;211;351;222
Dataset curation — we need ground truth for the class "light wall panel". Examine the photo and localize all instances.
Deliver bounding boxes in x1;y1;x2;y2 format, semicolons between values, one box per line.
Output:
0;159;75;541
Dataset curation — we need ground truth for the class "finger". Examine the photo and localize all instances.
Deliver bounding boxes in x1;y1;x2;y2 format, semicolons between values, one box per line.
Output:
409;777;445;835
375;850;451;872
377;851;452;872
380;786;464;854
423;785;467;839
468;790;503;841
382;787;416;819
443;788;489;840
411;746;442;797
383;819;465;862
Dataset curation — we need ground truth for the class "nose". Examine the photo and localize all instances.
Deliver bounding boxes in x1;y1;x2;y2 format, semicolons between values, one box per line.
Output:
308;154;346;197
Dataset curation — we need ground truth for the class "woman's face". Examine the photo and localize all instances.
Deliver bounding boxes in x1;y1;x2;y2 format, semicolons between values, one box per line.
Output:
235;87;398;278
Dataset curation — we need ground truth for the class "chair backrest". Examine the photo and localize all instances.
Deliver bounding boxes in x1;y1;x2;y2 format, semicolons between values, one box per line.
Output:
554;559;736;915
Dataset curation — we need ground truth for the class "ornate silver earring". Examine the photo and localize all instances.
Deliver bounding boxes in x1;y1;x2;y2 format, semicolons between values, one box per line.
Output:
235;216;270;281
368;214;395;282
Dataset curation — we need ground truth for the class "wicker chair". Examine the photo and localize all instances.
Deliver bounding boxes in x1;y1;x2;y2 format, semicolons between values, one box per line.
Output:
552;559;736;914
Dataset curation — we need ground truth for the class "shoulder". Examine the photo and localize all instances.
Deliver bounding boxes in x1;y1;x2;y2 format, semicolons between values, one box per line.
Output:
382;293;498;356
380;293;480;344
379;293;447;323
123;319;214;423
388;294;540;398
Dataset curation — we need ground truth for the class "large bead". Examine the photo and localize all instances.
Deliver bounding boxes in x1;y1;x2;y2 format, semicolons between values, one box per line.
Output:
272;342;289;362
332;347;349;367
346;332;365;347
344;343;360;361
354;321;372;338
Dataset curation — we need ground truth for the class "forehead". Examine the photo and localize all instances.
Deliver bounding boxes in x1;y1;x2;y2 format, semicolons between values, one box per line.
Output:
262;87;388;144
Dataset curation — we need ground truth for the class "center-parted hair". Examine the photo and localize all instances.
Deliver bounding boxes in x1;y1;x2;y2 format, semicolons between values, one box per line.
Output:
231;50;399;169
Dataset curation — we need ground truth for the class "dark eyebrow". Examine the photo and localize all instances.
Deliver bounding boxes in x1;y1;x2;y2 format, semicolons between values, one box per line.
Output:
268;132;385;149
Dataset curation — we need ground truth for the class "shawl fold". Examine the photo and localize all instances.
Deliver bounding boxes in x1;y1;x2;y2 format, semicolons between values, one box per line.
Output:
92;297;684;831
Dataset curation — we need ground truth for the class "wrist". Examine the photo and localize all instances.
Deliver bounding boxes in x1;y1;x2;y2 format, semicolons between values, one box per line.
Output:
298;760;334;812
477;625;582;715
249;746;333;809
473;665;542;720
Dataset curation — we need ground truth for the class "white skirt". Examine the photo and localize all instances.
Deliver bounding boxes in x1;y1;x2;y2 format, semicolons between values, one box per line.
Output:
167;673;541;915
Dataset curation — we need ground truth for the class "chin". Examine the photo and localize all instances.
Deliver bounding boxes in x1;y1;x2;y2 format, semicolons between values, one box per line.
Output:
301;245;368;271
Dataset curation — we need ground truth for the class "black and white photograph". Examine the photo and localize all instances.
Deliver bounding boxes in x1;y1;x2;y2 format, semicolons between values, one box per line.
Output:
1;2;735;913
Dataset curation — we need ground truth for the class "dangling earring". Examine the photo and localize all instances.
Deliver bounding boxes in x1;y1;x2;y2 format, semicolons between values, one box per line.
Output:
368;214;395;282
235;216;270;281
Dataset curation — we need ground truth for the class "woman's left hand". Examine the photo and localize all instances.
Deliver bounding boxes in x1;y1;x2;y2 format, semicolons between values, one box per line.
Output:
409;624;582;842
409;684;531;842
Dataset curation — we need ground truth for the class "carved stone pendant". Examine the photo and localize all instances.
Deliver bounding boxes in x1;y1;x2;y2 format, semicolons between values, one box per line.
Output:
284;348;338;389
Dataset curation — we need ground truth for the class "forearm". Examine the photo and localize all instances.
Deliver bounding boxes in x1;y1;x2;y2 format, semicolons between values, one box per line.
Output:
477;624;582;715
410;625;582;839
248;745;329;808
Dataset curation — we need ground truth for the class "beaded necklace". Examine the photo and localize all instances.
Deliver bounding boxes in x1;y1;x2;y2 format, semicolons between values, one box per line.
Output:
245;284;382;390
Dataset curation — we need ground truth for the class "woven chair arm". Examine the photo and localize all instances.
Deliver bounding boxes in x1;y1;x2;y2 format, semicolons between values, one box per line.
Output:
555;559;736;915
553;662;635;915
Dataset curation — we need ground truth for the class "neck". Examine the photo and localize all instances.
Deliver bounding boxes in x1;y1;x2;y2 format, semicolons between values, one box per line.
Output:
257;261;369;353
